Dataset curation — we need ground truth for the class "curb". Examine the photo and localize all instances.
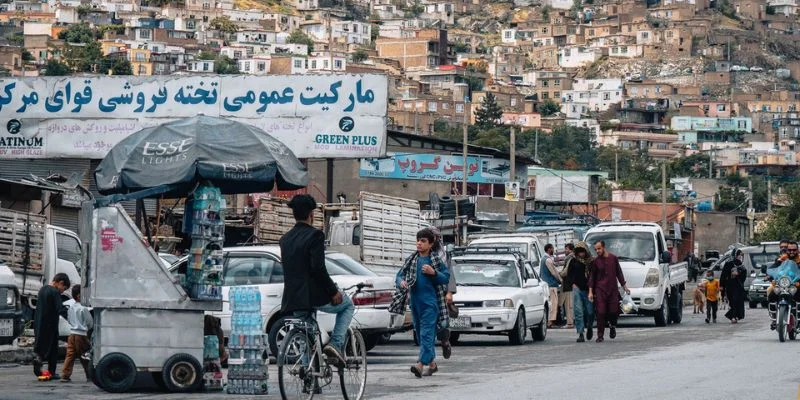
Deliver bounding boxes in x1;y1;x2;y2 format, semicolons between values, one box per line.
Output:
0;346;35;364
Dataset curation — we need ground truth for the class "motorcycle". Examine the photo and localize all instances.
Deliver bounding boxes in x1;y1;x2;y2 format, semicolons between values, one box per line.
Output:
767;260;800;342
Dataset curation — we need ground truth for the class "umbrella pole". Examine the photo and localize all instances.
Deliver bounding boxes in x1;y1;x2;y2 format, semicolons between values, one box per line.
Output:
155;195;162;248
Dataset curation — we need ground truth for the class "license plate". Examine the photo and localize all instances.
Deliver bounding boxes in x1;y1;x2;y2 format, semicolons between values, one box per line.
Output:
449;316;471;329
0;319;12;337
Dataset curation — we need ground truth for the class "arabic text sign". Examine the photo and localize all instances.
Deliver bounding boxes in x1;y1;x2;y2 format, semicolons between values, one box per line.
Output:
0;75;387;119
359;153;519;184
0;116;385;159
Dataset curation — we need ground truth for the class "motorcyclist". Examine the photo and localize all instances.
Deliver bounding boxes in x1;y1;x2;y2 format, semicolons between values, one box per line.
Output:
766;241;800;328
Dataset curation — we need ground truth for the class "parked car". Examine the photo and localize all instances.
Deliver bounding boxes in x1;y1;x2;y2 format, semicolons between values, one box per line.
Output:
171;246;403;355
748;276;770;309
448;247;550;345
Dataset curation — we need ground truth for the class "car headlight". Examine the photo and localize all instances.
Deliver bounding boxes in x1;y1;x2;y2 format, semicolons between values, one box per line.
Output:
6;289;13;307
779;277;791;289
643;268;660;287
484;299;514;308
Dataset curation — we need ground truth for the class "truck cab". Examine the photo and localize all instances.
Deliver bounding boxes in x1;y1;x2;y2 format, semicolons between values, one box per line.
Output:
0;264;23;344
468;234;545;274
583;222;688;327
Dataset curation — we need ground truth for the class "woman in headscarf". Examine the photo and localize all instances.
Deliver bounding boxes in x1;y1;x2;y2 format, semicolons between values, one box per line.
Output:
721;249;747;323
568;242;595;342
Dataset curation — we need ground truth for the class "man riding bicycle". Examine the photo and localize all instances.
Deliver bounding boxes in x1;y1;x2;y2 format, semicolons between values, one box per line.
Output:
280;194;354;363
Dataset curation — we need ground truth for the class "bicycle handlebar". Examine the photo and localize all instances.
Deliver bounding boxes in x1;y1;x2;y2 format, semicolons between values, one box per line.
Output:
343;282;374;292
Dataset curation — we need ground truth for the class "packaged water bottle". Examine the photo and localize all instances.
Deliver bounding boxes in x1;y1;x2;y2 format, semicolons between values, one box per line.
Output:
254;290;261;312
248;288;256;312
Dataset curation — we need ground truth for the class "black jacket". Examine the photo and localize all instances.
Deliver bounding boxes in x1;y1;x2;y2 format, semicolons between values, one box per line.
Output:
280;222;339;313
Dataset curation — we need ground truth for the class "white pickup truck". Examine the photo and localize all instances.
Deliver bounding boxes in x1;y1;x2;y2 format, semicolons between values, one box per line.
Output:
583;222;688;327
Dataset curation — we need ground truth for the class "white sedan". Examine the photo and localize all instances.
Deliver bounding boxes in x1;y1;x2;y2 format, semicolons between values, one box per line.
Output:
172;245;403;354
449;252;550;345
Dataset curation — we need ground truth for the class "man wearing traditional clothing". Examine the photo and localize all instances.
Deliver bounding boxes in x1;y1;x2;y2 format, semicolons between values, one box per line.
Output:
588;241;629;343
33;273;71;379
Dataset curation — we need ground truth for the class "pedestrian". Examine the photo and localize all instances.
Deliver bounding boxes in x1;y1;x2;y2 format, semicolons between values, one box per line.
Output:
392;228;450;378
33;273;71;380
721;249;747;323
559;243;575;329
588;241;630;343
431;227;456;360
61;284;92;382
569;242;595;342
539;244;562;328
685;253;699;282
703;270;720;324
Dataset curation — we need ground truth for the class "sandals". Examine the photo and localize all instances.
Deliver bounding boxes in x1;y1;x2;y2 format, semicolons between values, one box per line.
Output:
442;341;452;360
410;365;423;378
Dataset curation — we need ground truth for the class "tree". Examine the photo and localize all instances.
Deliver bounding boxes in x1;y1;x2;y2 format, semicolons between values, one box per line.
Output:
352;49;368;63
209;16;238;34
100;57;132;75
214;55;239;74
287;30;314;54
63;41;102;72
538;99;560;116
474;93;503;128
58;23;97;43
21;49;33;62
43;59;71;76
757;186;800;242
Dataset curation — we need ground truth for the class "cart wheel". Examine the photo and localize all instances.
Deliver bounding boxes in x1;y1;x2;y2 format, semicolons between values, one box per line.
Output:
95;353;137;393
162;353;202;393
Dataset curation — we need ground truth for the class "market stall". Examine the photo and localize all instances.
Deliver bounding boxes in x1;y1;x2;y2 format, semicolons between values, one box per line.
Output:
82;116;308;393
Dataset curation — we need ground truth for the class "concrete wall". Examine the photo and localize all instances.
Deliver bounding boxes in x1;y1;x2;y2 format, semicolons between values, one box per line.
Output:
694;212;741;256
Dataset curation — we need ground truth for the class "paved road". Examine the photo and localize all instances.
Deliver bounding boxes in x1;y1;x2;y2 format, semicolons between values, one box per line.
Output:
0;305;793;400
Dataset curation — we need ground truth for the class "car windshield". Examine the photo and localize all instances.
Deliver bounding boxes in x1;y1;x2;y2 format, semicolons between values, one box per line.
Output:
751;252;779;275
324;259;352;276
584;232;656;261
452;260;520;287
470;242;528;257
326;254;377;276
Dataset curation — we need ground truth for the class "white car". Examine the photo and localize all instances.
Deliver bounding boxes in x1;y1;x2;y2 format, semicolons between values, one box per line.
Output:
172;245;403;354
449;250;550;345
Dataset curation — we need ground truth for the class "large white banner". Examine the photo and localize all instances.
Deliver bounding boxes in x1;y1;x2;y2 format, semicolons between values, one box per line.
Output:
0;74;388;159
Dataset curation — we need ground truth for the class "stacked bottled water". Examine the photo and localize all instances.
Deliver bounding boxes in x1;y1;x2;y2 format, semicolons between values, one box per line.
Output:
227;287;268;395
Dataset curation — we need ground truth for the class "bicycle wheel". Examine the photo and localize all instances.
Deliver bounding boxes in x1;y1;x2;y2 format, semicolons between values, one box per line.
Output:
278;328;315;400
339;329;367;400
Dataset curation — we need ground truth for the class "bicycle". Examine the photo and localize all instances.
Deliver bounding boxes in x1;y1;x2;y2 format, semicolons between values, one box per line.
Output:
277;282;370;400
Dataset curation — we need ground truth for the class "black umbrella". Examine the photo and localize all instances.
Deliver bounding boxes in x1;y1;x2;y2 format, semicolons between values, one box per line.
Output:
94;116;309;199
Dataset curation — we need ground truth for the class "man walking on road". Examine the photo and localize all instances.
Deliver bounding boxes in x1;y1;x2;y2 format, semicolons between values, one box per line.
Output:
33;273;71;380
559;243;575;329
540;244;562;328
569;242;594;342
588;241;629;343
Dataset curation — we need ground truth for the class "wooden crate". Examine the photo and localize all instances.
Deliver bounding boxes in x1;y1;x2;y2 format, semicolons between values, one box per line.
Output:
255;198;324;243
0;209;46;271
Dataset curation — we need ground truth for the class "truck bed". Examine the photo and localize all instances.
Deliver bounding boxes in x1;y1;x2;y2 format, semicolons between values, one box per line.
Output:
254;198;324;243
0;209;45;275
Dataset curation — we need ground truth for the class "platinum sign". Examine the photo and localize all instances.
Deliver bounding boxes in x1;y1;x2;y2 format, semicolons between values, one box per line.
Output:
0;74;388;159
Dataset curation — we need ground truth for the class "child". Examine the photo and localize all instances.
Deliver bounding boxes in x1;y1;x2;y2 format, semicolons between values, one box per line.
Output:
61;285;93;382
703;271;720;324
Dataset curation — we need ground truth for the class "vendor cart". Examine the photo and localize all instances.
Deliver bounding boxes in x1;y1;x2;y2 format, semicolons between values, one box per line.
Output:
82;116;309;393
81;202;218;393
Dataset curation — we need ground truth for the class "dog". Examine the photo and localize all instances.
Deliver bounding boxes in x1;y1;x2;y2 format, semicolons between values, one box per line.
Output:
693;286;705;314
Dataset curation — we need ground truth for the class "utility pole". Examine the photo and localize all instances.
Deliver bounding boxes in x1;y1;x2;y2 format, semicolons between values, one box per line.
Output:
508;125;516;231
767;178;772;213
462;97;469;196
615;150;619;183
708;150;713;179
661;161;667;232
534;129;539;161
748;179;754;241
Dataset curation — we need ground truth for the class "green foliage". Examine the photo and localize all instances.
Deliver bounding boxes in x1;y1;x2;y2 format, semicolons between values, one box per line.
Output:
58;23;97;43
538;99;560;116
371;23;380;42
717;186;747;212
404;0;424;17
352;49;369;63
98;24;126;37
21;49;33;62
209;16;239;34
757;186;800;242
287;30;314;54
197;51;217;60
63;41;102;72
475;93;503;129
766;5;776;14
6;32;23;46
541;6;551;21
42;59;71;76
100;57;132;75
214;55;239;74
716;0;738;20
454;42;470;53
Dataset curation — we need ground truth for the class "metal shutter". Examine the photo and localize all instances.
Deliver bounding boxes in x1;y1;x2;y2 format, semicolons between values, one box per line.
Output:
49;205;79;232
0;159;90;182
